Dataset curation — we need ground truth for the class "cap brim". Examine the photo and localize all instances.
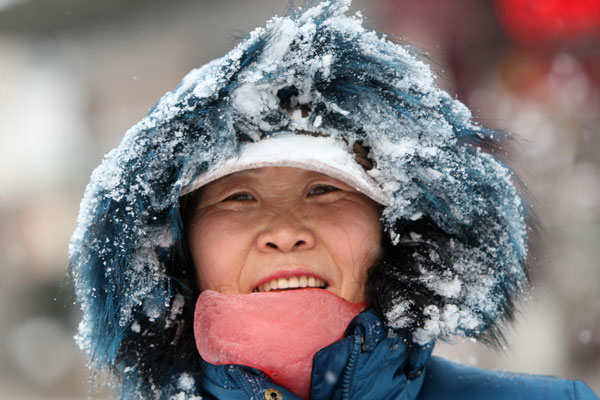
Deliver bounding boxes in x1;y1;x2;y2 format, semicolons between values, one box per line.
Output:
181;134;388;205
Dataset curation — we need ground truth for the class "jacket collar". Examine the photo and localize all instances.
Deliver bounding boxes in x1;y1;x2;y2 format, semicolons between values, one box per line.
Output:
199;308;434;400
310;308;434;400
350;308;434;375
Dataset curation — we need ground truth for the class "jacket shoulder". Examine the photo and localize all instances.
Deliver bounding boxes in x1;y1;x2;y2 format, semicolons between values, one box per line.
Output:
417;356;598;400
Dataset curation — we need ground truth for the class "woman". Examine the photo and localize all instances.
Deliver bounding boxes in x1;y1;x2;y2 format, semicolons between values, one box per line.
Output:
69;1;598;399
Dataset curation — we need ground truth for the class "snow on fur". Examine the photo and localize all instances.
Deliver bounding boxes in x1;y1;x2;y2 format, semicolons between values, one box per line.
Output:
70;0;528;398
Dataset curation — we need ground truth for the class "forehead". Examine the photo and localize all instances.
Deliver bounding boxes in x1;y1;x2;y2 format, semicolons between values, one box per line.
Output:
205;167;350;189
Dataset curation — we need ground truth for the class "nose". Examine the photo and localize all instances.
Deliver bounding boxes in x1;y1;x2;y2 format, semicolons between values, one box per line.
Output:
256;216;315;253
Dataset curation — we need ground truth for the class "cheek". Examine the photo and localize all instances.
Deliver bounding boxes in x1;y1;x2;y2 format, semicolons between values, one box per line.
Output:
346;217;381;274
318;203;382;274
188;212;252;292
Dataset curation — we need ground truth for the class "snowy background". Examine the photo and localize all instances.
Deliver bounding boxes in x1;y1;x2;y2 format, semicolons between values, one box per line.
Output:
0;0;598;398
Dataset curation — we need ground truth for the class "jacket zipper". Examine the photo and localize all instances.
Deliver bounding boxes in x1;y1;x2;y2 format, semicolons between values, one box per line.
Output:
341;334;362;400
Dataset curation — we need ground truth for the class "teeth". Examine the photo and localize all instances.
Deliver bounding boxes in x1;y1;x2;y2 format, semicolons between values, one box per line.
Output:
299;276;308;287
256;275;327;293
277;278;289;289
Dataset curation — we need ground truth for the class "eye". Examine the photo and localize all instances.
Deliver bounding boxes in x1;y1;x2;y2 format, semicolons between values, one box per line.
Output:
223;192;255;202
308;184;341;196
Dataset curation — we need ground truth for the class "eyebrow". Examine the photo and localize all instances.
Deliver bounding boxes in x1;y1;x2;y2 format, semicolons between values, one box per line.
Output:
206;169;352;196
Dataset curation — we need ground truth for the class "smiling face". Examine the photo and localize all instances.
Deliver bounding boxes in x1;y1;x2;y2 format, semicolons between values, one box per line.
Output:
187;166;382;304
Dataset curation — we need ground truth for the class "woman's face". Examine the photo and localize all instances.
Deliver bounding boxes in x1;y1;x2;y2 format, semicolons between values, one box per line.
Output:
187;166;382;304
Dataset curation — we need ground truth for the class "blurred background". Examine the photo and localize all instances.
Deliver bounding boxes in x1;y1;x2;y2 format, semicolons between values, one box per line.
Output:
0;0;598;398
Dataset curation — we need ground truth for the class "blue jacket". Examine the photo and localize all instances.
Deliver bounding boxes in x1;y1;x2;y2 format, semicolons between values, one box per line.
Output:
197;310;598;400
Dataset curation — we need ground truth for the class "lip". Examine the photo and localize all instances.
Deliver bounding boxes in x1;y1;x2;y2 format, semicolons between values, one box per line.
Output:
252;269;330;291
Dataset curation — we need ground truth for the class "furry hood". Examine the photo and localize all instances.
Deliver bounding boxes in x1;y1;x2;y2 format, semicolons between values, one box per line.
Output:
70;0;528;397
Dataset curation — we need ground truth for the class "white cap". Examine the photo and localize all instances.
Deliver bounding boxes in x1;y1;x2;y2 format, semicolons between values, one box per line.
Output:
181;134;388;205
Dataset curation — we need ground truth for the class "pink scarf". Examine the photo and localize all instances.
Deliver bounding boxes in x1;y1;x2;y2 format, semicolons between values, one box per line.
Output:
194;289;366;399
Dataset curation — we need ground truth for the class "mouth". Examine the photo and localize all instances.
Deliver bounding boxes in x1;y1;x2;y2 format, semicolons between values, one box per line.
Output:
252;275;329;293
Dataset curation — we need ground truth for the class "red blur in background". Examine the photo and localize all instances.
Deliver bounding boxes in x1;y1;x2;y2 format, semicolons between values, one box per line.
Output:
495;0;600;44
